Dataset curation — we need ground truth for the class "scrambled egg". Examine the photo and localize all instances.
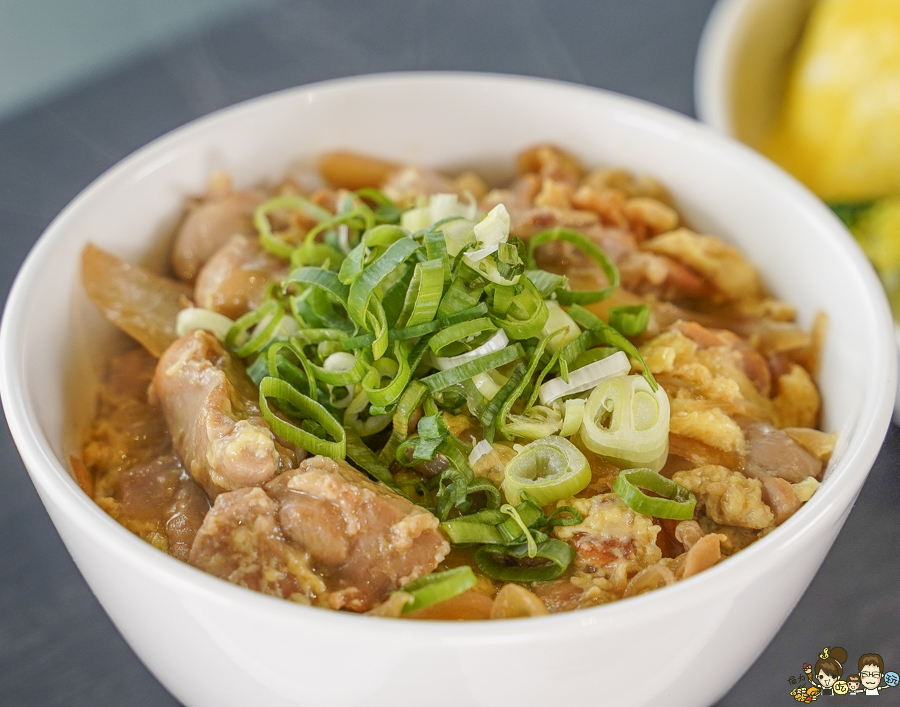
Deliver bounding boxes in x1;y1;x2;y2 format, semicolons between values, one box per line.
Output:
673;465;775;530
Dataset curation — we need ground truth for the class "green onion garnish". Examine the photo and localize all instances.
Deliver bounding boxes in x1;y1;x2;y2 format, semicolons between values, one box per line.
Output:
474;539;575;582
526;227;620;304
258;376;346;458
612;468;697;520
501;435;591;506
580;374;670;472
224;187;678;591
399;566;478;614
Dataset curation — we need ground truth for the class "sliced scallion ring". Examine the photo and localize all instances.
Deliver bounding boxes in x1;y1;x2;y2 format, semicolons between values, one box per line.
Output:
466;203;511;261
503;406;562;440
470;370;507;401
540;301;581;353
612;468;696;520
399;566;478;614
526;227;620;305
501;435;590;506
175;307;234;340
306;349;368;387
430;317;498;359
558;398;586;437
580;374;670;472
254;195;332;259
226;299;284;358
473;539;574;582
344;387;393;437
258;376;346;458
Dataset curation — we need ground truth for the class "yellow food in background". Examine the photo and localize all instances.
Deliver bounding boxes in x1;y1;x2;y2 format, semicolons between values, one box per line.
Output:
765;0;900;201
763;0;900;318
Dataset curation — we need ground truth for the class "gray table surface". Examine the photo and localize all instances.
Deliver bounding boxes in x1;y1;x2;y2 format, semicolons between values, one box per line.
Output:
1;1;898;705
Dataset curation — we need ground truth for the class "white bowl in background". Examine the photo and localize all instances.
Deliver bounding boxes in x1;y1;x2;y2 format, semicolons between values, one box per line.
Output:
1;72;895;707
695;0;900;423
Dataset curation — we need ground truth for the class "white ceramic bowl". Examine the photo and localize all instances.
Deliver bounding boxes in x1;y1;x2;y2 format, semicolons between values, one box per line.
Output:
695;0;900;422
1;72;895;707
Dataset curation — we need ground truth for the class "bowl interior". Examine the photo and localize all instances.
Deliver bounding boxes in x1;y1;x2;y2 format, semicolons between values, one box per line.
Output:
3;72;894;602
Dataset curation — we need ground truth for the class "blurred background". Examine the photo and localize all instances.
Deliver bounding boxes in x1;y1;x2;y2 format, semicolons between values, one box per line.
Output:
0;0;260;121
0;1;897;706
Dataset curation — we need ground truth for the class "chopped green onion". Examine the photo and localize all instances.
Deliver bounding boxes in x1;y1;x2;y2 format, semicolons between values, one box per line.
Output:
344;387;393;437
258;376;346;458
503;405;562;440
488;277;548;340
567;304;658;391
501;435;590;506
466;203;510;261
361;341;412;408
474;538;574;582
613;468;696;520
433;328;507;369
435;261;486;319
608;304;651;337
495;331;558;439
470;370;507;401
538;350;631;405
379;381;428;465
429;318;498;359
347;237;421;322
420;343;524;393
254;195;332;259
226;299;284;357
306;349;368;386
464;254;521;287
540;301;581;353
399;566;477;614
285;266;350;304
525;269;568;298
558;398;586;437
439;497;543;546
345;429;407;495
340;303;488;350
433;440;480;520
468;439;494;467
396;258;444;328
580;374;670;472
400;193;474;234
175;307;234;340
526;228;620;304
500;503;538;558
480;362;527;438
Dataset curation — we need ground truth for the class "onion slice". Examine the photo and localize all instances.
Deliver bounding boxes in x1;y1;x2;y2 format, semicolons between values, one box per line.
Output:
538;350;631;405
468;439;494;467
501;435;590;506
580;374;670;472
435;329;510;370
176;307;235;340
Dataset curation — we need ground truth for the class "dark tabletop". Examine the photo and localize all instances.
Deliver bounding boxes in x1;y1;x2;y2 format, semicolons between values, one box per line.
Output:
1;1;898;705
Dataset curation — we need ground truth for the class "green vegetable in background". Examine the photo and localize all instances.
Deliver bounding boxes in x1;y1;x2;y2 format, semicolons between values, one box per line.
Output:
830;198;900;318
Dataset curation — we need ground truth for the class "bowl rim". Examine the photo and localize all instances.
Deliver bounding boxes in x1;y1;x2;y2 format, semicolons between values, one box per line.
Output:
1;70;895;639
694;0;760;133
